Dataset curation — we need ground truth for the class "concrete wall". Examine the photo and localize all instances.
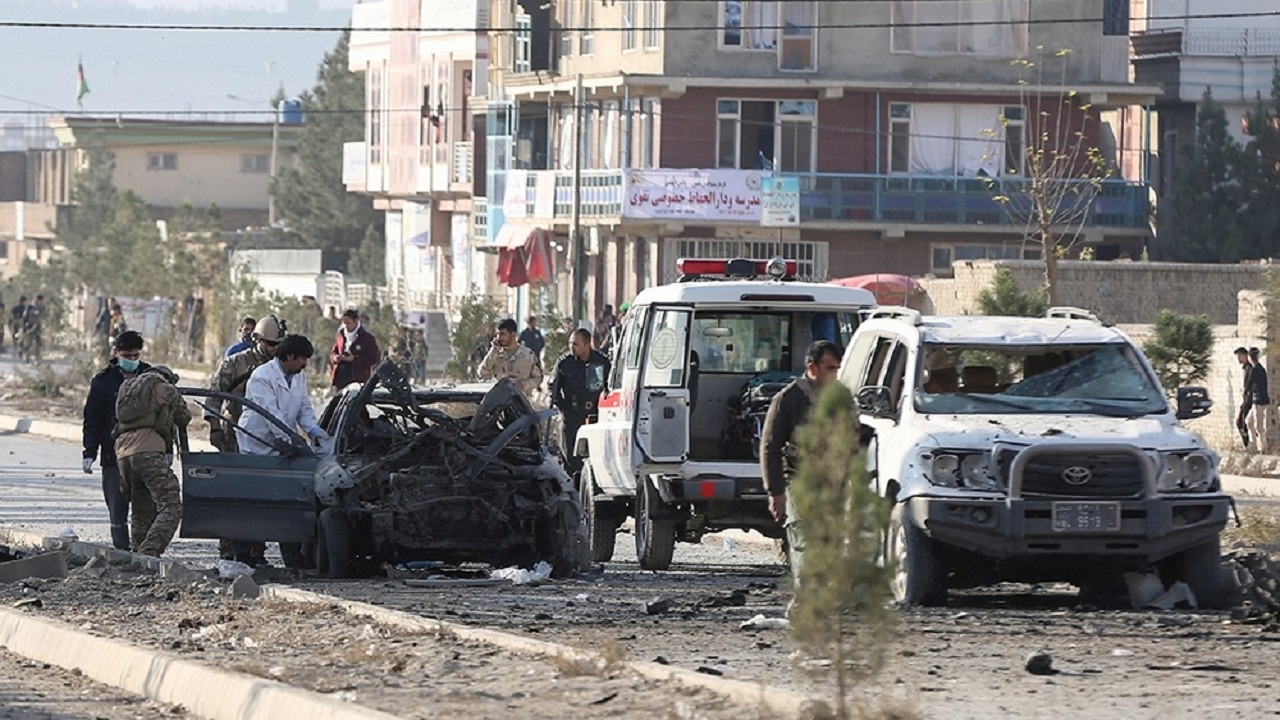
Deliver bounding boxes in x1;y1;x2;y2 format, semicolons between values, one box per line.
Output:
111;144;295;211
917;260;1268;324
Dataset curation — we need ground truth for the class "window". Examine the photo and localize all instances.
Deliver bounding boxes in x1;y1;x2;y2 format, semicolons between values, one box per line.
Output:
369;66;383;164
419;78;433;164
147;152;177;170
1103;0;1129;36
642;309;690;387
1161;130;1178;197
514;14;533;72
930;243;1039;275
885;102;1016;177
722;1;778;50
692;313;792;374
644;0;662;50
240;154;269;173
557;0;573;58
578;0;594;56
891;0;1028;58
778;0;816;71
716;99;815;172
623;0;638;51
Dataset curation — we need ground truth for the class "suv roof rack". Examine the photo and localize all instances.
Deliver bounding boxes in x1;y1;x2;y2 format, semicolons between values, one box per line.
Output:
865;307;923;325
1046;306;1101;323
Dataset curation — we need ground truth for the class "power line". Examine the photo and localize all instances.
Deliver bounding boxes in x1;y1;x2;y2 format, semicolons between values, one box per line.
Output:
2;9;1279;33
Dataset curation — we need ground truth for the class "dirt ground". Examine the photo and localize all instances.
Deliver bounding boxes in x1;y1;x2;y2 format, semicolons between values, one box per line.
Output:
0;647;187;720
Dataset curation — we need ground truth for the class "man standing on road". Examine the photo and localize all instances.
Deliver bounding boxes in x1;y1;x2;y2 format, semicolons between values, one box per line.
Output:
113;365;190;557
238;334;328;568
479;318;543;397
760;340;845;574
1236;346;1257;448
224;316;257;357
519;315;545;361
549;328;610;476
329;308;380;393
82;330;151;551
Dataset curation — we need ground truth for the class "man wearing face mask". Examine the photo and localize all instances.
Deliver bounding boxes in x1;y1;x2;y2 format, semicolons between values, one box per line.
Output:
82;330;150;551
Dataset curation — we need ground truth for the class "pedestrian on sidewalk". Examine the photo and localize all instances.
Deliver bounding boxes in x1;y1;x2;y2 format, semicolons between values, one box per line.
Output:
329;308;380;393
1236;347;1257;449
1248;347;1273;452
82;330;151;551
114;365;190;557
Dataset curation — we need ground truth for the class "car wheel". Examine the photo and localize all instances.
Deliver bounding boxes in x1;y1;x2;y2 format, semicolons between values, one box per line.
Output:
318;508;353;580
887;503;947;607
1163;537;1226;609
634;476;676;571
539;496;590;579
580;466;617;563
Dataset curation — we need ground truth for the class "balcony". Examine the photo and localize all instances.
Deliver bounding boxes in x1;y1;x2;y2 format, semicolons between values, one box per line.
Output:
472;197;488;243
1132;28;1280;58
453;141;473;185
499;169;1148;230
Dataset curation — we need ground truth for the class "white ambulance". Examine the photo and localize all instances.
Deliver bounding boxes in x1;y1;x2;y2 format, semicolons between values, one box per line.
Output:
575;257;878;569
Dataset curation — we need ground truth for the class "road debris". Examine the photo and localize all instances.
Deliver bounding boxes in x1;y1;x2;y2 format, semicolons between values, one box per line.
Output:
1025;651;1056;676
739;614;789;630
490;561;553;585
0;550;67;583
644;597;674;615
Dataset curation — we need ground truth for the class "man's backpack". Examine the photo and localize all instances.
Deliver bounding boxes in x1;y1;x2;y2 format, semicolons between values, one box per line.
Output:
114;373;164;435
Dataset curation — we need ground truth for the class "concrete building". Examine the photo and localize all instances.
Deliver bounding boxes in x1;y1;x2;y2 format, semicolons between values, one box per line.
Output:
479;0;1156;318
344;0;490;318
1131;0;1280;200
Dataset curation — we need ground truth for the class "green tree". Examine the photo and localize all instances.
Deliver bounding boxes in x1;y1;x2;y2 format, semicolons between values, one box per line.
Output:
975;268;1049;317
789;383;896;719
444;292;503;380
271;31;383;265
1165;90;1254;262
1240;67;1280;257
1143;310;1213;393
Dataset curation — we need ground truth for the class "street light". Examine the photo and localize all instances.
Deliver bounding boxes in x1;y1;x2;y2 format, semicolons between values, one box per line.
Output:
226;94;280;227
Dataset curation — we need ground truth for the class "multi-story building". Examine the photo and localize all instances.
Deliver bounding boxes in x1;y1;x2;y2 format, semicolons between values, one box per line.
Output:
1131;0;1280;199
345;0;489;317
482;0;1155;316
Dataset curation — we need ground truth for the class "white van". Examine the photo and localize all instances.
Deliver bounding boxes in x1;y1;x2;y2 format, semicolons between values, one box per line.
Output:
575;257;878;569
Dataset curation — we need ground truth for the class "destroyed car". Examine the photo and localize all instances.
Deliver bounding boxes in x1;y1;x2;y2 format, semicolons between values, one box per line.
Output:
178;363;589;579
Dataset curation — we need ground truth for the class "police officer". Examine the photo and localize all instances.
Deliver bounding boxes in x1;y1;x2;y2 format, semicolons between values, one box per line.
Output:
114;365;190;557
550;328;610;476
205;315;286;453
479;318;543;397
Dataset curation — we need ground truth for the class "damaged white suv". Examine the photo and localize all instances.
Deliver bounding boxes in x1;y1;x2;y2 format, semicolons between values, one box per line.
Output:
843;307;1230;607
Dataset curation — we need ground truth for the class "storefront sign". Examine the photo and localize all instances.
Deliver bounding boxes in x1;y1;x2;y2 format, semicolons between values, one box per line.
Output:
624;169;764;222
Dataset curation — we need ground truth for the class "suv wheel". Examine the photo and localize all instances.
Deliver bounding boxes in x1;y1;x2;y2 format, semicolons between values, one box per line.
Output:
580;466;619;563
635;476;677;571
1162;537;1226;609
317;508;353;580
887;503;947;607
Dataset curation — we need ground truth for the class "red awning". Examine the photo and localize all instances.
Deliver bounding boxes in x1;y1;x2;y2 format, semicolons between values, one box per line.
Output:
829;274;925;306
494;225;553;288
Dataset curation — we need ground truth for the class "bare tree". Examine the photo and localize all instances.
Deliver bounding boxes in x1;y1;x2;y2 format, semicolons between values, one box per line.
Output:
986;48;1113;306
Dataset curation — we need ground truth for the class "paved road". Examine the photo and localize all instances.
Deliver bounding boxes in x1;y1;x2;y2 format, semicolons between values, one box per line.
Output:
0;648;185;720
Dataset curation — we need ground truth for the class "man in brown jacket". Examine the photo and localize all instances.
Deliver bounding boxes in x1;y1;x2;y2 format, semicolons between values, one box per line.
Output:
760;340;844;572
114;365;191;557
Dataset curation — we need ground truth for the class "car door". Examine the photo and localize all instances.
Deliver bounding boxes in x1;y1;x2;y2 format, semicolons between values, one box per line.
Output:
178;389;320;543
632;305;693;473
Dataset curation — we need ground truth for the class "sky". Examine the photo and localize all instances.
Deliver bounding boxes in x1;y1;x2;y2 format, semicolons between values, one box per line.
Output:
0;0;364;145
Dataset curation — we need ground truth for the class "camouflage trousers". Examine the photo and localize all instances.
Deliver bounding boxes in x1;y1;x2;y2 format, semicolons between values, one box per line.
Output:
119;452;182;557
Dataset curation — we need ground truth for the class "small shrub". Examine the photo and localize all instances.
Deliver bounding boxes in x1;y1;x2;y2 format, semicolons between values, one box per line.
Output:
975;268;1049;317
1142;309;1213;393
445;292;502;381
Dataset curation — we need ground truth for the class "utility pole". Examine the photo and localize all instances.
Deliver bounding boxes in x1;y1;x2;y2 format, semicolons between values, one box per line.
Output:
569;73;585;323
268;101;280;227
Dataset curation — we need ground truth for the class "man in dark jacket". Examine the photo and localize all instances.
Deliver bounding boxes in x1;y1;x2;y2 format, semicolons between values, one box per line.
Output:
760;340;844;574
549;328;610;475
329;308;380;392
82;330;150;550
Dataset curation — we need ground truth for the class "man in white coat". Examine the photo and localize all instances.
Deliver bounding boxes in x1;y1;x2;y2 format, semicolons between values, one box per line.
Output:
234;333;328;567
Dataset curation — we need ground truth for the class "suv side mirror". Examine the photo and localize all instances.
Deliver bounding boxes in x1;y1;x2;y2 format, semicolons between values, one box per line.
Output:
855;386;895;418
1175;386;1212;420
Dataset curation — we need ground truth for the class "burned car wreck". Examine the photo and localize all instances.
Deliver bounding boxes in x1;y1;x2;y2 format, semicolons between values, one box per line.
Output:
179;363;589;579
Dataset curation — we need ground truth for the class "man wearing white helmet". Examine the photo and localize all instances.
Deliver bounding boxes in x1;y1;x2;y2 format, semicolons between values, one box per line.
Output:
114;364;190;557
205;315;286;453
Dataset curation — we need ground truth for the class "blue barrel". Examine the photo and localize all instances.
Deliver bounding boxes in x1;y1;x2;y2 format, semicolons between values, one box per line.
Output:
277;99;304;126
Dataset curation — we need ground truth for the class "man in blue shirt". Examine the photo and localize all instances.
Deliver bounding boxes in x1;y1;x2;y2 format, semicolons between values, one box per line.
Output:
224;316;257;356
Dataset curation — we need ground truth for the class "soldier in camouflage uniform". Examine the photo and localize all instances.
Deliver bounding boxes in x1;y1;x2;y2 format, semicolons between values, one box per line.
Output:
479;318;543;397
204;315;286;452
114;365;190;557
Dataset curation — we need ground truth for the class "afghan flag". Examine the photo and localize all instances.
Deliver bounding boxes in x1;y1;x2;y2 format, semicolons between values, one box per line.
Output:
76;61;90;108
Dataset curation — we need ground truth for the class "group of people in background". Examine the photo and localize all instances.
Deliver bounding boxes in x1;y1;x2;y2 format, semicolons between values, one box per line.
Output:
1235;346;1273;452
1;293;46;361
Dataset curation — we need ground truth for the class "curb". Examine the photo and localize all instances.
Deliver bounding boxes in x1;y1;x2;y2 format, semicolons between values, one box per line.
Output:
262;586;826;719
0;412;215;452
0;608;403;720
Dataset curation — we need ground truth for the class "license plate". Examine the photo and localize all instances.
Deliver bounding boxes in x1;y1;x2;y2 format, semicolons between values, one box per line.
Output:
1052;502;1120;532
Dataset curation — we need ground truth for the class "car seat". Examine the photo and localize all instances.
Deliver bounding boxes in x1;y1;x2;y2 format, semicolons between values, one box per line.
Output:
923;366;959;393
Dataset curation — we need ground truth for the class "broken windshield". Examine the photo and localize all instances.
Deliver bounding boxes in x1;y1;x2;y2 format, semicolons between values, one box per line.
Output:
914;342;1168;416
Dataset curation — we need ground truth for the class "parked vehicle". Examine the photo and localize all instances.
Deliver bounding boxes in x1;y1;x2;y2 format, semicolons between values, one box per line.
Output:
842;307;1230;606
178;363;589;578
575;257;878;569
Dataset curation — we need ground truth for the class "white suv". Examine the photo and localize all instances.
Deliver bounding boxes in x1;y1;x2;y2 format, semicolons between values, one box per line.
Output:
841;308;1230;606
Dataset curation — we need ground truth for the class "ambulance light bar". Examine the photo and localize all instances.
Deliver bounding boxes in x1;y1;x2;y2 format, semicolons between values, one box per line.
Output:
675;257;798;280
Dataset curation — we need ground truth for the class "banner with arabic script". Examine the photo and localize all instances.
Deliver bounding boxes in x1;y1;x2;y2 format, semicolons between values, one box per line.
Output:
623;169;765;221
